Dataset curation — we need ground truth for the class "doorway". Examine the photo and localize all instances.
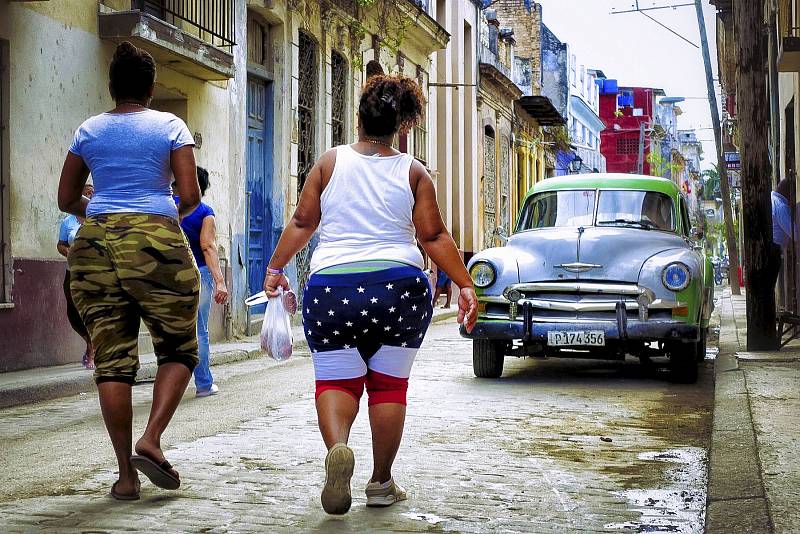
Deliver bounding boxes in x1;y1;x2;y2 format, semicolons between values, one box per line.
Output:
246;76;274;313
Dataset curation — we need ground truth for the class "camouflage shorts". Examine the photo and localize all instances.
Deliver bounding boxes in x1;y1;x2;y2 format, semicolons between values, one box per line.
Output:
68;213;200;384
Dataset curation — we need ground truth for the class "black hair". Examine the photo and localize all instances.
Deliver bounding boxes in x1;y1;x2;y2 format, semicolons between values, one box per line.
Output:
197;166;210;196
366;60;385;80
109;41;156;102
359;74;426;137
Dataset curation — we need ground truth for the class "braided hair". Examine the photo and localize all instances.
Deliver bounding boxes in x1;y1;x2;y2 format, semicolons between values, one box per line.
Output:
109;41;156;101
359;74;426;137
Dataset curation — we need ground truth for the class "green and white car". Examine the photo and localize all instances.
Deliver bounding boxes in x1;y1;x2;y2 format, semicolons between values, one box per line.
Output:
461;174;714;383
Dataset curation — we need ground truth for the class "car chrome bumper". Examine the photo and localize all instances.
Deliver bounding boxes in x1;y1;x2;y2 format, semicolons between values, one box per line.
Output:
460;318;700;343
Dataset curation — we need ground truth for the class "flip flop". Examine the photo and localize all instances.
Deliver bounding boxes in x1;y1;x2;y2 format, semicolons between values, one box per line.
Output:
130;455;180;490
110;481;140;501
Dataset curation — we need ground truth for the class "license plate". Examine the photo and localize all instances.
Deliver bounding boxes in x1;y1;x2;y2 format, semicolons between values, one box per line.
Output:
547;330;605;347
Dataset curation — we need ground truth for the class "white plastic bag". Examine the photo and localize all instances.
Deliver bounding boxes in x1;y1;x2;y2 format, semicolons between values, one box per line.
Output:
260;289;293;361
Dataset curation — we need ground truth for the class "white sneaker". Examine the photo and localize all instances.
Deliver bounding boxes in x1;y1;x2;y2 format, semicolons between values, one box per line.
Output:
365;478;407;507
196;384;219;398
321;443;355;515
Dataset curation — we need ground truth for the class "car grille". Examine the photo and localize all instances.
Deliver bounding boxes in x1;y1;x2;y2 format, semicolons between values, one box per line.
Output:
484;281;672;322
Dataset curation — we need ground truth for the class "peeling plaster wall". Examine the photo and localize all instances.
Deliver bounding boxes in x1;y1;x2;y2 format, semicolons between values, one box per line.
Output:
5;2;114;260
0;1;246;369
540;24;568;121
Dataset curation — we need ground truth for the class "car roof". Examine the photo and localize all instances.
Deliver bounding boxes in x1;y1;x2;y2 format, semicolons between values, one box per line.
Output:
528;174;681;199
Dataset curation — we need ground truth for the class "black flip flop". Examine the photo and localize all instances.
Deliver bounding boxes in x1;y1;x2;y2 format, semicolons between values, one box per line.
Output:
130;455;180;490
110;481;140;501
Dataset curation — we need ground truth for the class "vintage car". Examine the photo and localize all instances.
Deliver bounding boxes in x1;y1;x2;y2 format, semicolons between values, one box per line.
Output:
461;174;714;383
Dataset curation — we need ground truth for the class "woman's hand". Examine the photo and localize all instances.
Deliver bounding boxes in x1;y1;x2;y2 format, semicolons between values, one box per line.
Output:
213;281;229;305
458;286;478;334
264;272;291;298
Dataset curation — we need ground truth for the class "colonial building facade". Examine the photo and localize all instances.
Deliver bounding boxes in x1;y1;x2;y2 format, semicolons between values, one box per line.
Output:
0;0;247;371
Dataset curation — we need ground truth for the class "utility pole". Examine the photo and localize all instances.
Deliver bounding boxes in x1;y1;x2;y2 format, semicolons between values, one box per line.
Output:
733;0;778;349
637;122;646;174
694;0;741;295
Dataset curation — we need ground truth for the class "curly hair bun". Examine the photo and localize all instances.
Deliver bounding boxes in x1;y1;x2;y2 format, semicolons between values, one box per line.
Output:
113;41;139;60
109;41;156;102
359;74;426;137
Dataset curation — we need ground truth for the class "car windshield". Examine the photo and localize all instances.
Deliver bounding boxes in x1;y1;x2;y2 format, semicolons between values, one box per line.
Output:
517;188;677;232
517;190;596;230
596;190;675;232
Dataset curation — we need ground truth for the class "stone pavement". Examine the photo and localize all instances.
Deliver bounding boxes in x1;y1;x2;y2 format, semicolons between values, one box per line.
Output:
706;289;800;534
0;308;458;408
0;320;713;533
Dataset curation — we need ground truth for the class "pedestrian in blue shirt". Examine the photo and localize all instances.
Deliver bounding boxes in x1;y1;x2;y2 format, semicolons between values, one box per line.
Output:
174;166;229;397
771;179;794;303
57;183;95;369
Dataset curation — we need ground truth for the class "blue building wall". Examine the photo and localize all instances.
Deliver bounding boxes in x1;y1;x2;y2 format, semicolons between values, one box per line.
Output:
541;24;568;121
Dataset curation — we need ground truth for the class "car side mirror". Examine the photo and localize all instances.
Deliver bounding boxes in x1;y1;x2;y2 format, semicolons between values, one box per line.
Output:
494;226;509;245
690;226;704;240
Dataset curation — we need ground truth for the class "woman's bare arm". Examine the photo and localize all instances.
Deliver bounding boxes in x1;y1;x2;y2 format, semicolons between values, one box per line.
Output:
263;149;335;294
57;152;91;218
411;160;477;332
171;146;200;219
199;216;229;305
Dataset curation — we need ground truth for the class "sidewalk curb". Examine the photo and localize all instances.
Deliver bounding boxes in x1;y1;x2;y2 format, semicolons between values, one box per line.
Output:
0;311;454;409
0;340;307;409
431;309;459;324
705;290;773;534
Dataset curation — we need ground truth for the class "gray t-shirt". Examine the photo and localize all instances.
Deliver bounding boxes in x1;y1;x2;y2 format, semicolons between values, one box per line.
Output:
69;109;194;219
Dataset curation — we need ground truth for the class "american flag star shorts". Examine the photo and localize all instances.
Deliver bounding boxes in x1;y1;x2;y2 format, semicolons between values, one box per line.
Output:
302;265;434;382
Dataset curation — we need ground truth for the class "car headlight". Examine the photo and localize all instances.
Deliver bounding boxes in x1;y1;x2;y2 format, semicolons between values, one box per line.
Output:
662;262;691;292
470;261;497;288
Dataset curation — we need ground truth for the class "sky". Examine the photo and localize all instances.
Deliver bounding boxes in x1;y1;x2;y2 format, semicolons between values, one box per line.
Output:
534;0;721;170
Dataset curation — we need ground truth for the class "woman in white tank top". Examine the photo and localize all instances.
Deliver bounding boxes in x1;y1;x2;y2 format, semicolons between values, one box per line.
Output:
263;73;477;515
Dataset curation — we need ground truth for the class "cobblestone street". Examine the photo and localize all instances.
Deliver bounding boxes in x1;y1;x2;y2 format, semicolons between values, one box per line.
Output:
0;320;713;533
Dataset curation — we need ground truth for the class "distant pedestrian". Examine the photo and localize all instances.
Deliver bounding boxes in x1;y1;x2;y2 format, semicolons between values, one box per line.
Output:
263;74;478;515
174;166;229;398
57;41;201;501
432;266;452;309
366;59;385;80
770;179;793;296
58;182;95;369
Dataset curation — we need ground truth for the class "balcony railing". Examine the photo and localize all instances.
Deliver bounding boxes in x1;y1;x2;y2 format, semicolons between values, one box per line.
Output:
479;41;513;82
133;0;235;48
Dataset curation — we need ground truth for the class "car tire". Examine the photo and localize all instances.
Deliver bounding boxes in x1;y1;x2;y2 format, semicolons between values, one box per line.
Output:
473;339;505;378
668;342;699;384
694;328;708;363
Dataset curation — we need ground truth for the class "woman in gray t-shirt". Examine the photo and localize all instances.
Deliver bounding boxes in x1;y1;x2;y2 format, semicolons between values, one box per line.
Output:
57;41;201;500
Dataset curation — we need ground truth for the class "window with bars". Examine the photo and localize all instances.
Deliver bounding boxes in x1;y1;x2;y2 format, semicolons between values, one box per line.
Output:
413;123;428;165
616;137;639;155
331;50;347;147
413;70;427;164
297;31;318;193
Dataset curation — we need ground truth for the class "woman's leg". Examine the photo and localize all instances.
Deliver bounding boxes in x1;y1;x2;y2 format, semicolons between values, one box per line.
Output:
194;267;214;392
64;270;94;367
367;402;406;483
98;381;139;494
135;362;192;476
316;389;360;448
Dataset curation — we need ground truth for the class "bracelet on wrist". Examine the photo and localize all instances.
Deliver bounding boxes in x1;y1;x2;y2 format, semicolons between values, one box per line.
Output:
267;267;284;275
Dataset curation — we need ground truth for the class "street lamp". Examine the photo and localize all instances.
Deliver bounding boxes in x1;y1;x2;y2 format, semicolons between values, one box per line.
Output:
569;155;584;174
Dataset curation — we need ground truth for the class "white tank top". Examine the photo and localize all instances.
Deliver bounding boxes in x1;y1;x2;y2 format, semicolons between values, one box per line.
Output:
309;145;424;273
